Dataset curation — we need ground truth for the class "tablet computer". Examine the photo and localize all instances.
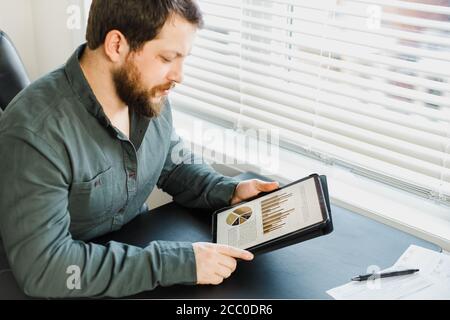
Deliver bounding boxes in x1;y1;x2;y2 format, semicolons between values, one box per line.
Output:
212;174;333;255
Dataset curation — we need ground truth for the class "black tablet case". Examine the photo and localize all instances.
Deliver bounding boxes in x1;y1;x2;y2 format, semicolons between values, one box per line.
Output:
212;175;333;255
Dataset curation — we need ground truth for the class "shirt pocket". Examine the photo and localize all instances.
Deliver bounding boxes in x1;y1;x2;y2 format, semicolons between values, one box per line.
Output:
68;167;114;223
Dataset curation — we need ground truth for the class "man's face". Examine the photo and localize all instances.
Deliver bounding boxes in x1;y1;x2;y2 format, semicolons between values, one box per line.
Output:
112;14;197;118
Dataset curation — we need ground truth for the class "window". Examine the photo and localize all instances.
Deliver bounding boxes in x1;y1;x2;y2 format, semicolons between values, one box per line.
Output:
171;0;450;206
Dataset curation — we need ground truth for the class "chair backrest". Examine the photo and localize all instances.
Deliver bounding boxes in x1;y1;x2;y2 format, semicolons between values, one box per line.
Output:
0;30;30;111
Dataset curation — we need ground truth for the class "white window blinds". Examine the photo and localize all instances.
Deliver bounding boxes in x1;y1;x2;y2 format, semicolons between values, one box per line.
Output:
171;0;450;206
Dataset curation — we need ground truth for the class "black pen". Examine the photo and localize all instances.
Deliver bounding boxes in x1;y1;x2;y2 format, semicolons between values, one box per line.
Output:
351;269;420;281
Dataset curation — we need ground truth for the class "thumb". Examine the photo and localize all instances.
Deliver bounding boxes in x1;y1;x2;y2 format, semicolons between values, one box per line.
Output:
256;180;279;192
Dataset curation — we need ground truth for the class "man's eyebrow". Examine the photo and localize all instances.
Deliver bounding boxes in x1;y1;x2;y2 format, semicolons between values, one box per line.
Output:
161;50;191;58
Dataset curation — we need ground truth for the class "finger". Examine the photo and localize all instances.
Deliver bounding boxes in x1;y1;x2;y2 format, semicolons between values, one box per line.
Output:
216;244;254;260
211;275;224;285
215;264;233;279
219;256;238;271
256;180;279;192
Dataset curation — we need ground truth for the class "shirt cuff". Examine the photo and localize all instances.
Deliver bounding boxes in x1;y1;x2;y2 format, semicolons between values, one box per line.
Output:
208;177;240;209
157;241;197;287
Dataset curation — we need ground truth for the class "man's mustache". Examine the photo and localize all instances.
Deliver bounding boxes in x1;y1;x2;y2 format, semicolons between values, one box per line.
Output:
155;82;176;92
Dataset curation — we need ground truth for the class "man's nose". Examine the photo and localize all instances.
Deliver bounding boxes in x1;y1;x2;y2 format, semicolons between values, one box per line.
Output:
168;61;184;84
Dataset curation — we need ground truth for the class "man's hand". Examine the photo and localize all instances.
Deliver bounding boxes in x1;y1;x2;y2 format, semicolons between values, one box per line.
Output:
191;180;278;285
193;242;254;285
230;179;280;205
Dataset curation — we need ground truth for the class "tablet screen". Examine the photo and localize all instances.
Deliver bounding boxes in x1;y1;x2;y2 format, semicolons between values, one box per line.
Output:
216;176;326;250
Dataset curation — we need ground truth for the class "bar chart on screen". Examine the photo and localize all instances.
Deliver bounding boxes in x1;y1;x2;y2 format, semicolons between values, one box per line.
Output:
260;192;295;234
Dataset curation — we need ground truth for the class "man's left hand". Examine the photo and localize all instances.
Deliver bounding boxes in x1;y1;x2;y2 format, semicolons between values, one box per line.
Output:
230;179;280;206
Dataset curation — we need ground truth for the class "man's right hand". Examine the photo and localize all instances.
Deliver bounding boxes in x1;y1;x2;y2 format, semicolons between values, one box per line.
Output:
192;242;254;285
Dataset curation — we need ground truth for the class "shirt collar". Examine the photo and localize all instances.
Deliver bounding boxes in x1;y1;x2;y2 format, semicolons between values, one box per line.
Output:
64;43;152;147
64;43;112;128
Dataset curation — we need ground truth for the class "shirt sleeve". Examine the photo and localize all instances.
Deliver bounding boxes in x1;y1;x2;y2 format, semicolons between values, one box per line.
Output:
156;106;240;210
0;130;197;298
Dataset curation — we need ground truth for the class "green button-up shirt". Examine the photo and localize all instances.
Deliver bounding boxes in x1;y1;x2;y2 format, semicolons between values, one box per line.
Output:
0;44;239;298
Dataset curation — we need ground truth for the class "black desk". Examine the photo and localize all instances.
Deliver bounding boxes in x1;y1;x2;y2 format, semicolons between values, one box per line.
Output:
97;172;441;299
0;172;441;299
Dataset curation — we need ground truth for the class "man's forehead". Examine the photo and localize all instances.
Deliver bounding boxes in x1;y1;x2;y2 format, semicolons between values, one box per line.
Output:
154;15;197;42
143;16;197;57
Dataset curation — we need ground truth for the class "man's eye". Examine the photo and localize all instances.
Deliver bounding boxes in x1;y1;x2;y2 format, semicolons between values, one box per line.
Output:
161;57;172;63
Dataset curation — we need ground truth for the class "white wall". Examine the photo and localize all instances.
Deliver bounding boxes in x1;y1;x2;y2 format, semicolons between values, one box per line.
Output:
30;0;85;78
0;0;39;79
1;0;87;80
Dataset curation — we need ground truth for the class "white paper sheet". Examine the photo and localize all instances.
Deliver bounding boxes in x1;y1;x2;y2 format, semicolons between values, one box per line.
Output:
327;245;450;300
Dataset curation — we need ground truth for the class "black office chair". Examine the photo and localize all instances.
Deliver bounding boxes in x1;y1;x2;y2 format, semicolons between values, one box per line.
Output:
0;30;30;111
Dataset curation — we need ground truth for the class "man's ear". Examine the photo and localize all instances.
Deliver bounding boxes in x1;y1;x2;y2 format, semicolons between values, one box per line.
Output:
103;30;130;63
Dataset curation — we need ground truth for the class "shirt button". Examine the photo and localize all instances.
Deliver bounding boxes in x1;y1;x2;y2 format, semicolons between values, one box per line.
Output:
113;215;123;225
128;171;136;179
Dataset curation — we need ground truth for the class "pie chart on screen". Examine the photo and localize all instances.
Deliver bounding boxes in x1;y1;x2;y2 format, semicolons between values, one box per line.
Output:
226;206;253;226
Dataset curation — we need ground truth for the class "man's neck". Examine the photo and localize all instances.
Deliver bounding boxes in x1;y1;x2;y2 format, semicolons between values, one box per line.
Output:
79;48;130;138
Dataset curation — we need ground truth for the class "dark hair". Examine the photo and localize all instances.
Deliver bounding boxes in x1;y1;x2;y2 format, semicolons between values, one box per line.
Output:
86;0;203;51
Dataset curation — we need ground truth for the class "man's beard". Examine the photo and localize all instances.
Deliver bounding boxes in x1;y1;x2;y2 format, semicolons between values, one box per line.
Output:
112;57;174;118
